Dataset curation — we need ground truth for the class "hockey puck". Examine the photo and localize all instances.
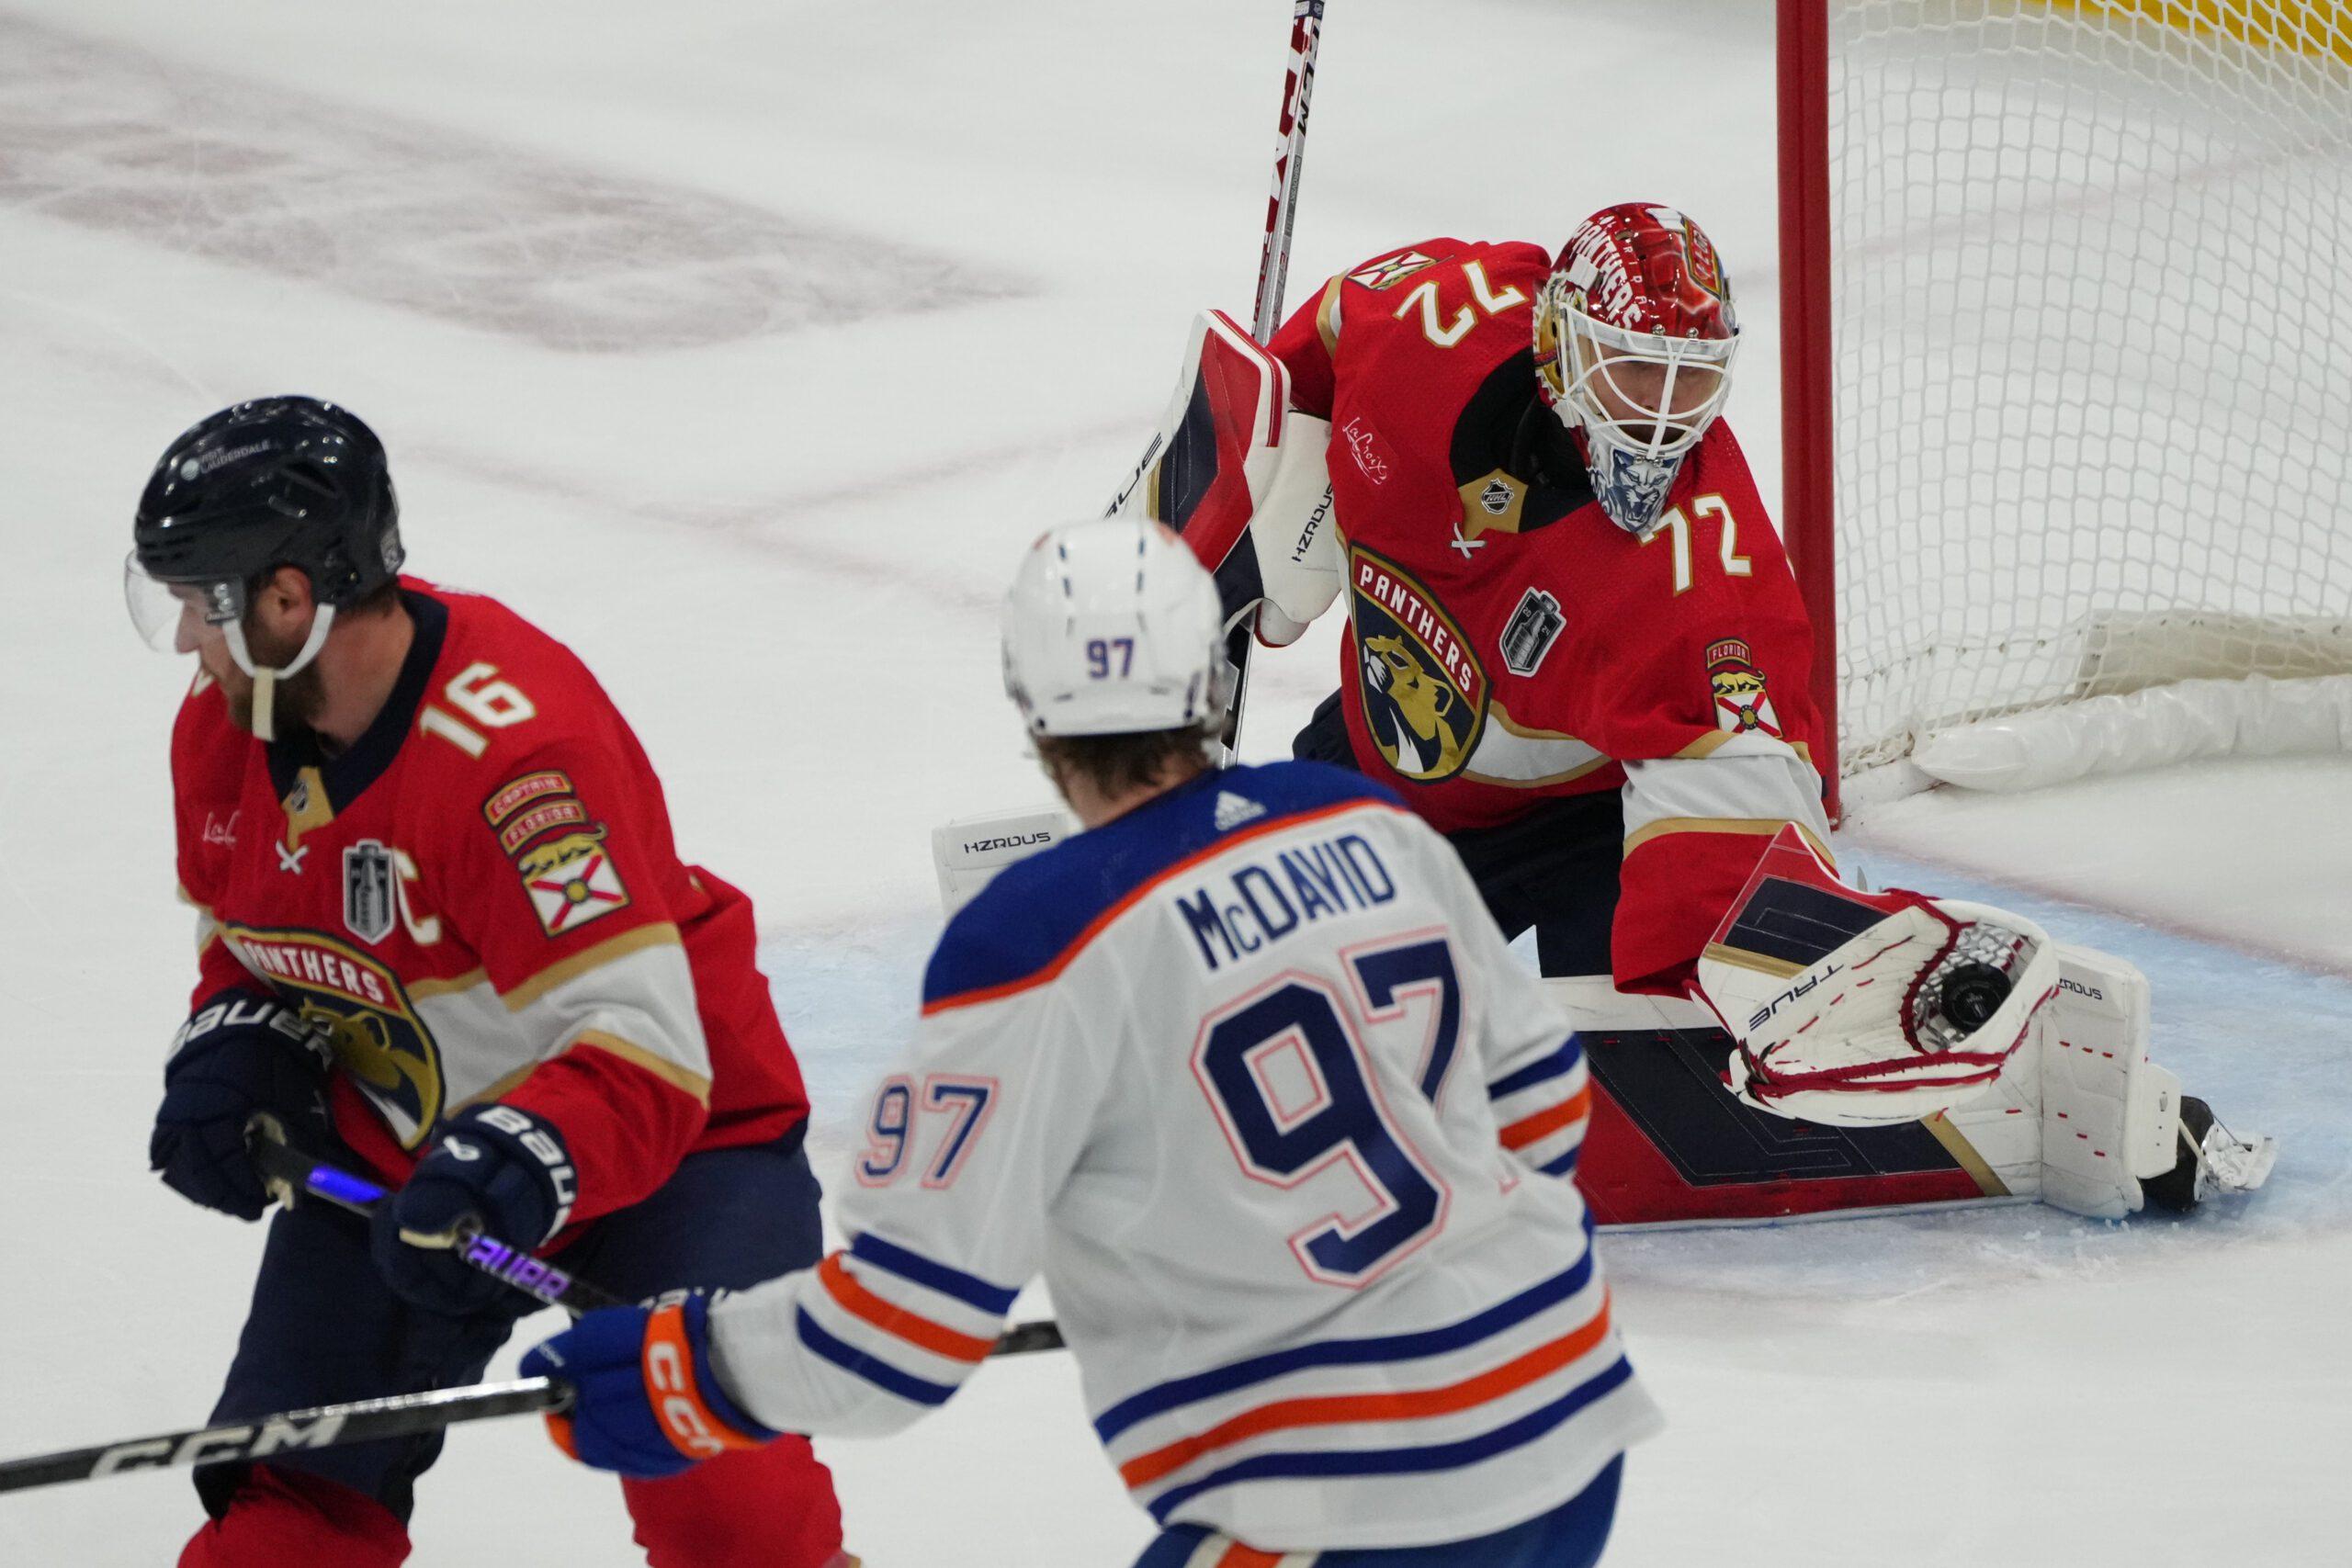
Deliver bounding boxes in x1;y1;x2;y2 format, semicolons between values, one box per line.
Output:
1938;963;2012;1032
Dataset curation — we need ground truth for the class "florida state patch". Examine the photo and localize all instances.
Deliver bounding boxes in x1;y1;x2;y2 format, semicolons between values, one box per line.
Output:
1706;637;1783;739
515;828;631;937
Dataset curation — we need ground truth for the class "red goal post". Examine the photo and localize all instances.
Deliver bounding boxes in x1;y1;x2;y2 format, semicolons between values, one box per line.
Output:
1776;0;2352;807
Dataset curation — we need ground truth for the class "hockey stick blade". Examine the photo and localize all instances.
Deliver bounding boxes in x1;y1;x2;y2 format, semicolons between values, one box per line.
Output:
0;1378;570;1495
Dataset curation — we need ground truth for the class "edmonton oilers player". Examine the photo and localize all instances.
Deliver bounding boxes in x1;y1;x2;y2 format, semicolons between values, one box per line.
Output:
525;519;1662;1566
128;398;848;1566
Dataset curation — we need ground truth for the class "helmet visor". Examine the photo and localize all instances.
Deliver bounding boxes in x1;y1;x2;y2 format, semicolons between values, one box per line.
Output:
125;552;243;653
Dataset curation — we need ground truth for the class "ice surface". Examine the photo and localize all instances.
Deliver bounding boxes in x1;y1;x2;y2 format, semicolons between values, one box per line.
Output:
0;0;2341;1562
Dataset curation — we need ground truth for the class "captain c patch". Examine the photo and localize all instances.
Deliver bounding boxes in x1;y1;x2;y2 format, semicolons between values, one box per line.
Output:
515;828;631;937
1706;638;1783;739
484;771;575;829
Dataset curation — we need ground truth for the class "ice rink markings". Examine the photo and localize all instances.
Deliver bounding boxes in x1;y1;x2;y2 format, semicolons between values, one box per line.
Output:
0;16;1023;355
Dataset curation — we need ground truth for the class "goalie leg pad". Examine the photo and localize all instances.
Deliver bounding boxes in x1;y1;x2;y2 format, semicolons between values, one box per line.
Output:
1939;942;2268;1220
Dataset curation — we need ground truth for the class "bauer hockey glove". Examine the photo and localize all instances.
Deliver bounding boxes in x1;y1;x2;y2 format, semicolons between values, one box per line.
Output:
521;1293;777;1478
150;990;336;1221
373;1103;578;1315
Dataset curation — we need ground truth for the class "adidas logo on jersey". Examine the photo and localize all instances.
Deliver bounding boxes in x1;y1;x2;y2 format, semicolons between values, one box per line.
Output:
1214;791;1265;831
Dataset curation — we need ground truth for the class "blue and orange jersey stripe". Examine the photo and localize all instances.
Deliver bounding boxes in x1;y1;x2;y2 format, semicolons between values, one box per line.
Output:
1117;1290;1614;1490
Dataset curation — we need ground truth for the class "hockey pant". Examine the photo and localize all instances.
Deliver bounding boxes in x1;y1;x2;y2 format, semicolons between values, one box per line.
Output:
1133;1457;1622;1568
181;1127;844;1568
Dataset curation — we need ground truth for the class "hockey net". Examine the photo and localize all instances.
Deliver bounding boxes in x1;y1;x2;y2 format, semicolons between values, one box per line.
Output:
1790;1;2352;793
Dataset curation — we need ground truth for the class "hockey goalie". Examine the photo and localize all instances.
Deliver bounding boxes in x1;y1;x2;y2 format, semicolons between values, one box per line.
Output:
1049;203;2278;1227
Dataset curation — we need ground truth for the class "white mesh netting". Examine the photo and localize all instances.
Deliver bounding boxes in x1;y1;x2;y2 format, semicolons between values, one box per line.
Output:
1828;0;2352;777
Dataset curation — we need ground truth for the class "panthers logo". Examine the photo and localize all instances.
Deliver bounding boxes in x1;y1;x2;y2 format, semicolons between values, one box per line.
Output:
1347;546;1487;782
224;927;447;1149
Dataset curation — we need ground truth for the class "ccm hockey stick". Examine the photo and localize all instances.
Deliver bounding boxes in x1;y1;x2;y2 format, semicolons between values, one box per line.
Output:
0;1181;1066;1497
247;1124;1065;1353
0;1380;569;1495
1104;0;1324;757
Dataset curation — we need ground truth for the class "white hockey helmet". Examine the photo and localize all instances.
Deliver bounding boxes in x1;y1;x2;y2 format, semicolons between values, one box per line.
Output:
1001;518;1233;737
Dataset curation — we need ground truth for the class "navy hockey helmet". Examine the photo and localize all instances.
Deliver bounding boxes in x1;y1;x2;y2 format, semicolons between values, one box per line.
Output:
130;396;402;628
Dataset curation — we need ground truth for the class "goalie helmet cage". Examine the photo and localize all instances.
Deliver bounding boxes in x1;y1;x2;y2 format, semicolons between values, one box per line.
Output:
1776;0;2352;809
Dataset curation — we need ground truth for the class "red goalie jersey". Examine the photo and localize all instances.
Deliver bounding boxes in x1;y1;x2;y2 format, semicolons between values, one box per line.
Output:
1266;237;1831;994
172;580;809;1227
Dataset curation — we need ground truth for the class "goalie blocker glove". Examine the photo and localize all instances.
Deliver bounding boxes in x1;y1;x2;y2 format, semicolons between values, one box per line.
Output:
1695;828;2059;1126
373;1102;579;1314
1114;309;1340;650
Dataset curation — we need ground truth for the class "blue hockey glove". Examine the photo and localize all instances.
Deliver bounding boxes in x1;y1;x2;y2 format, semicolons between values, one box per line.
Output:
521;1293;776;1478
373;1103;577;1315
149;991;334;1221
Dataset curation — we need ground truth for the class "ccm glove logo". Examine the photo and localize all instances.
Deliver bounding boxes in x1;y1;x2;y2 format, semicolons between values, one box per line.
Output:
639;1302;764;1460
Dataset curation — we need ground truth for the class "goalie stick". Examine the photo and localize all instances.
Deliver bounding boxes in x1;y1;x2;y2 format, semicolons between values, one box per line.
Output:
1104;0;1323;759
933;1;1328;901
930;0;1329;1356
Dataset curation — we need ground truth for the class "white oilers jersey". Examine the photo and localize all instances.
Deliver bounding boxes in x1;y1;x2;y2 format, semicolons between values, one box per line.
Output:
707;761;1661;1551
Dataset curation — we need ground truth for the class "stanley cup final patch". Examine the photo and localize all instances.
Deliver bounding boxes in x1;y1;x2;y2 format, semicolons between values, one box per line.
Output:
1498;586;1565;677
344;840;397;944
514;828;631;937
1706;637;1783;739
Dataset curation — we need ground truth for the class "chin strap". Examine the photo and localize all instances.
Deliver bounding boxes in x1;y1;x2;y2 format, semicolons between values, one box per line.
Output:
224;605;336;743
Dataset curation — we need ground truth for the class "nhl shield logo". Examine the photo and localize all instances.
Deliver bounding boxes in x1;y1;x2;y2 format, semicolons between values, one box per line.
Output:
344;840;397;944
1347;545;1487;783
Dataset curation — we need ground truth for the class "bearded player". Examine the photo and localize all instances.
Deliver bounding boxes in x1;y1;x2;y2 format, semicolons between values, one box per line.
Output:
1123;204;2270;1224
128;398;850;1566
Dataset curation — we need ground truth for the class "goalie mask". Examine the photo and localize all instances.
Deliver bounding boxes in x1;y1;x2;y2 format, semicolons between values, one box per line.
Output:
1535;204;1740;538
1001;518;1233;739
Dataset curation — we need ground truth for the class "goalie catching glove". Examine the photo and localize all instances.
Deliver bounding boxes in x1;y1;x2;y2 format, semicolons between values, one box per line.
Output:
1695;828;2060;1126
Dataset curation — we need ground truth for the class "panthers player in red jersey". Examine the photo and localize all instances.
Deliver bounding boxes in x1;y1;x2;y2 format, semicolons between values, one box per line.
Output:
127;398;850;1567
1144;205;2263;1224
